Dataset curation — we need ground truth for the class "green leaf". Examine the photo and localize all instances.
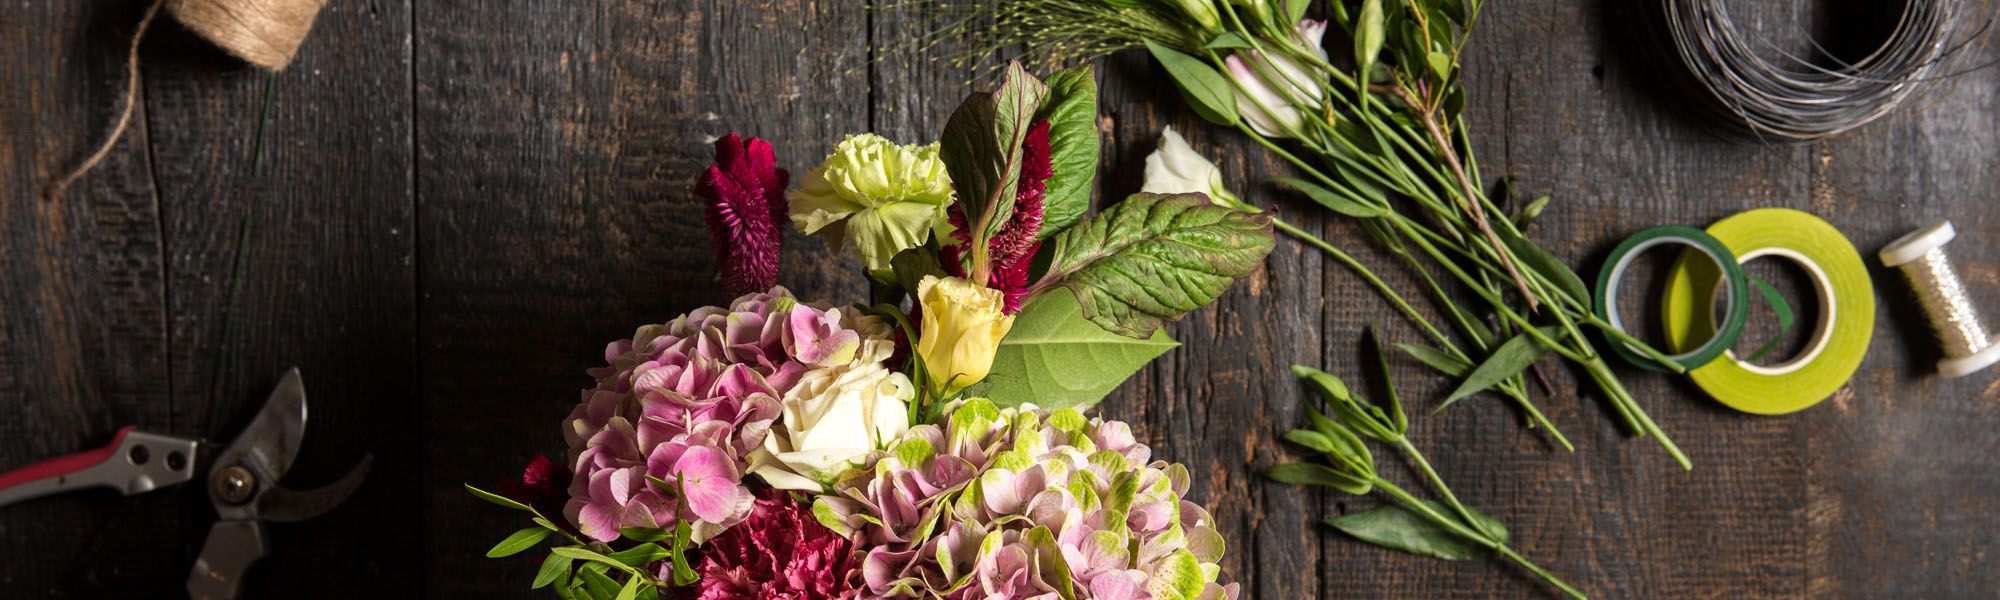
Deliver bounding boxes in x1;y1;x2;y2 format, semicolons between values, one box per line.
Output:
1499;230;1589;304
1362;328;1407;435
1396;343;1471;377
940;61;1050;249
1512;195;1552;227
618;527;669;543
464;484;530;512
1425;50;1453;82
533;553;574;590
1326;501;1507;560
1270;177;1385;218
1442;326;1563;408
970;288;1178;409
613;576;641;600
486;527;551;558
1145;40;1239;127
607;543;669;568
1354;0;1385;94
1284;0;1311;24
669;515;699;585
1264;462;1372;495
891;247;948;302
1292;364;1352;403
1042;193;1275;337
1742;275;1798;362
1038;65;1101;239
574;564;621;600
551;546;630;571
1204;32;1254;49
1283;429;1336;453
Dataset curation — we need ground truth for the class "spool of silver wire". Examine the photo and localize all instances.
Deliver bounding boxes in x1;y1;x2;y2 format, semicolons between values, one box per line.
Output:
1654;0;1989;142
1879;220;2000;377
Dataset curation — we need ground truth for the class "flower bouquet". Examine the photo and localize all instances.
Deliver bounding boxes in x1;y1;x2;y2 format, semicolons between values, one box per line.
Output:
466;62;1273;600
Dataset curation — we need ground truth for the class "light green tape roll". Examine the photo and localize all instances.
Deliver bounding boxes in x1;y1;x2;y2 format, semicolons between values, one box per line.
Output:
1661;208;1874;415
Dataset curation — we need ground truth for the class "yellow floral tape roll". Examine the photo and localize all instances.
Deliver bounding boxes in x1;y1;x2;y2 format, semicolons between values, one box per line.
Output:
1661;208;1874;415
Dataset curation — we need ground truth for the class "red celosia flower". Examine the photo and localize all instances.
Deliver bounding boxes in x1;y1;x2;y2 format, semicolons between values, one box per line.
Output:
943;120;1052;314
698;133;790;298
693;487;859;600
499;454;572;517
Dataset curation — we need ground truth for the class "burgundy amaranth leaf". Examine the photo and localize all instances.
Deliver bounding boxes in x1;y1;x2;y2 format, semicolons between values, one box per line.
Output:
698;134;790;298
941;120;1053;314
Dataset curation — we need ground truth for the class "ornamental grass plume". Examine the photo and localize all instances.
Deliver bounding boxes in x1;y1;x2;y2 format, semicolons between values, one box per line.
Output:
698;133;790;297
814;399;1239;600
563;287;890;543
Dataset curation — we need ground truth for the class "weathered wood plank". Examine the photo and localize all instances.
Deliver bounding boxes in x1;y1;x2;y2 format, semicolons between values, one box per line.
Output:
138;0;421;594
413;0;871;594
0;1;178;595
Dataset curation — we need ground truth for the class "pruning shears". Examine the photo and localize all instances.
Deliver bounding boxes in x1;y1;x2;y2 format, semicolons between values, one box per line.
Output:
0;369;372;599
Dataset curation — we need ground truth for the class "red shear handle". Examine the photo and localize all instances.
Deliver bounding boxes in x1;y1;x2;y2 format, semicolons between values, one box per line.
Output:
0;426;136;492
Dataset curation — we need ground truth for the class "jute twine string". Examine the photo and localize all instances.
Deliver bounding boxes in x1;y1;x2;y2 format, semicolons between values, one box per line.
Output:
45;0;327;200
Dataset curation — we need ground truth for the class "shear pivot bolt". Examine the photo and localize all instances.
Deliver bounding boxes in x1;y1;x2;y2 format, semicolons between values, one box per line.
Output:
214;465;257;505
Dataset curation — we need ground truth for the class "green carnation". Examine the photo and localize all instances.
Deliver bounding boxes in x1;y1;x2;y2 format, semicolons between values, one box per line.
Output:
788;133;954;270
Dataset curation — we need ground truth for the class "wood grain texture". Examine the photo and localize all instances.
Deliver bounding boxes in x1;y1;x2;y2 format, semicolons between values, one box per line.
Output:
3;0;1998;597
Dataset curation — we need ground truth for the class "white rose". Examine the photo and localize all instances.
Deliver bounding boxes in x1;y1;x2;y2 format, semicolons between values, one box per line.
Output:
749;337;913;491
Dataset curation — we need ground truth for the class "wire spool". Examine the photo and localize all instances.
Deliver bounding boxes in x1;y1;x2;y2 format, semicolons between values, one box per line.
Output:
1649;0;1989;142
1879;221;2000;378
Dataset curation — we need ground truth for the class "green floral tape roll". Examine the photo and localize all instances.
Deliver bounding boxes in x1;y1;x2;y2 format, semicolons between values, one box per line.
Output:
1593;225;1751;372
1661;208;1875;415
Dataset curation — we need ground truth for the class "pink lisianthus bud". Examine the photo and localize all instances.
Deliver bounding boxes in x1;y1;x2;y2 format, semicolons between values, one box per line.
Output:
698;133;790;298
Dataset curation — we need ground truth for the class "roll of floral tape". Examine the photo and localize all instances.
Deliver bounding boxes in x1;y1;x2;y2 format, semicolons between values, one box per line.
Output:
1593;225;1750;372
1661;208;1874;415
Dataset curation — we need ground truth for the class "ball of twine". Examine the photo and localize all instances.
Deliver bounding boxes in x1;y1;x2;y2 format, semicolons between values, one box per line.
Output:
45;0;328;200
170;0;329;71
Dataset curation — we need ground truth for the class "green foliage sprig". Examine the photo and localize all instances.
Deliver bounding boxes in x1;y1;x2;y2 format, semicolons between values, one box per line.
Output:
1268;331;1587;599
465;479;698;600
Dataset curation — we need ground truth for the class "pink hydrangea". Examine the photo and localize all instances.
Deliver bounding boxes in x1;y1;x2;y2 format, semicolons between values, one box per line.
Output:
815;400;1239;600
564;287;867;543
695;487;862;599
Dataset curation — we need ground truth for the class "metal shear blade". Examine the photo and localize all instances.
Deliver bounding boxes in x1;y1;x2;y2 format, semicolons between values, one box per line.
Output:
189;368;373;600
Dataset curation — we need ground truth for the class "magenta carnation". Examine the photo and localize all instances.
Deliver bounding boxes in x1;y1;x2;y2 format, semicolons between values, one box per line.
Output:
695;487;862;599
699;133;790;298
564;287;867;543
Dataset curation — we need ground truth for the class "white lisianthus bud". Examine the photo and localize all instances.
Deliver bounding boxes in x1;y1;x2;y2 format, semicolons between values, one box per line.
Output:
1141;126;1240;208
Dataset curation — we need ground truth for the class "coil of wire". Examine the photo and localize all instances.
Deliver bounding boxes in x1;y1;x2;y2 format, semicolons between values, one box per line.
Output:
1648;0;1988;142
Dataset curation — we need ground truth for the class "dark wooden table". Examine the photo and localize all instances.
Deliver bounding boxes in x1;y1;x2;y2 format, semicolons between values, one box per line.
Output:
4;1;1996;597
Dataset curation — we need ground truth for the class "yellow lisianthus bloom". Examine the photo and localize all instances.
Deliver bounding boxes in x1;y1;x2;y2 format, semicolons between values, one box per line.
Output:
788;134;954;270
915;275;1016;397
